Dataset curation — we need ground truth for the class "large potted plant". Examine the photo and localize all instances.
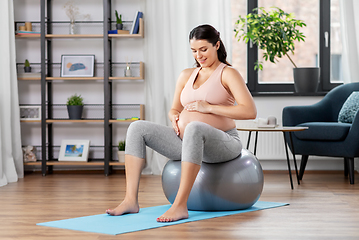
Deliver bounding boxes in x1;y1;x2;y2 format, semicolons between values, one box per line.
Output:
234;7;319;93
66;93;84;119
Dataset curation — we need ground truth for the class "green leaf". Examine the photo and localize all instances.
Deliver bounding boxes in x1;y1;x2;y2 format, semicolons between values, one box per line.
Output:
233;6;306;70
67;94;84;106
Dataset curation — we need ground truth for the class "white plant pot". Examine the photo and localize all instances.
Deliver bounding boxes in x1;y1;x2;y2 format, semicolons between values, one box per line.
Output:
117;151;125;163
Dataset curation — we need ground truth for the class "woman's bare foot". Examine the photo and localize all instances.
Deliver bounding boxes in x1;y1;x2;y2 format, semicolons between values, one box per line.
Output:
156;204;189;222
106;200;139;216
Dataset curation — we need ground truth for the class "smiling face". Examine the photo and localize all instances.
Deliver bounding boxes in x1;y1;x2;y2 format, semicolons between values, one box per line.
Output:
190;38;220;68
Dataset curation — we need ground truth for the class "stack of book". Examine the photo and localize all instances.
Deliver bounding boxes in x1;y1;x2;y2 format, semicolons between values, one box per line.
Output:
16;30;40;36
130;11;143;34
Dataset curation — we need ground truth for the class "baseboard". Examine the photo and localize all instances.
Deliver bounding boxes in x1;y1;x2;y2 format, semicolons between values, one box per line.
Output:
259;157;359;172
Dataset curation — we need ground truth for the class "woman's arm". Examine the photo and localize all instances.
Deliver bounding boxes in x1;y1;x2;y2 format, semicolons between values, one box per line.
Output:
168;68;194;135
185;66;257;120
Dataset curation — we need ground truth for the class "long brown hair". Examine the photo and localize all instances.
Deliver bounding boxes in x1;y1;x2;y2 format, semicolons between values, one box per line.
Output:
189;24;231;67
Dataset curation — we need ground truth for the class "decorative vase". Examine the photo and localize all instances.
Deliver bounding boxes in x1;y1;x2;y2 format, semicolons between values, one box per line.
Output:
24;66;31;73
124;66;132;77
293;67;320;93
116;23;123;30
117;151;125;163
69;20;77;35
67;105;83;119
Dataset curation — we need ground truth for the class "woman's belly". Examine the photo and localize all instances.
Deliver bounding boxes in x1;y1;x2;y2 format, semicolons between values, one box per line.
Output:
177;110;235;139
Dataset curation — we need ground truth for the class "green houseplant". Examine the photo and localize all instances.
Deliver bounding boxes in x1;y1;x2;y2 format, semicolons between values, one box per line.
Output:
117;140;126;162
66;93;84;119
235;7;320;93
115;10;123;30
24;59;31;72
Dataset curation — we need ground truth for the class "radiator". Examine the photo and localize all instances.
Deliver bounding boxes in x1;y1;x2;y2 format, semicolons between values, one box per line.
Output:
236;120;287;160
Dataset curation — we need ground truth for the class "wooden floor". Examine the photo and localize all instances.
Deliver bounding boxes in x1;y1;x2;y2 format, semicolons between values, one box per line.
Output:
0;170;359;240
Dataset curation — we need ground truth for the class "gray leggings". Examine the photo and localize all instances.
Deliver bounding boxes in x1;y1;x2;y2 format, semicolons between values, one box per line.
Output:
125;120;242;165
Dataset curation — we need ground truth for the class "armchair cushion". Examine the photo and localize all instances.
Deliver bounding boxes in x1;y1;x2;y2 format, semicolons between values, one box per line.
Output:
338;91;359;123
294;122;352;141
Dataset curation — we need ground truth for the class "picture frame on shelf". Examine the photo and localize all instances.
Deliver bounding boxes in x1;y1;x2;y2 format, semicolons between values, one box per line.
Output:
61;55;95;77
19;106;41;120
58;140;90;161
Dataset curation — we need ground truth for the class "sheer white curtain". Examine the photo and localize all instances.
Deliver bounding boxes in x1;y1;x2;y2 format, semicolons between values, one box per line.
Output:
340;0;359;83
0;0;24;187
143;0;231;174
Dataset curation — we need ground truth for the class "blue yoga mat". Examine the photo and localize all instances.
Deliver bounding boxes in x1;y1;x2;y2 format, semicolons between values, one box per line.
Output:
37;201;288;235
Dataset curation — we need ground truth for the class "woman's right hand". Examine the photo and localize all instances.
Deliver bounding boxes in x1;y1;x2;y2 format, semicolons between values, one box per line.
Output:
171;113;180;136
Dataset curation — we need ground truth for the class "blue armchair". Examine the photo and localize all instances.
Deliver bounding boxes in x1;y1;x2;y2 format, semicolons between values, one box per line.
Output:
282;82;359;184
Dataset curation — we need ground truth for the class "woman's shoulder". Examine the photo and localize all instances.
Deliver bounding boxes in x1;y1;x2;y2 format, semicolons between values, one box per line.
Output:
222;65;240;75
222;65;243;78
177;67;197;83
181;67;197;76
222;65;245;84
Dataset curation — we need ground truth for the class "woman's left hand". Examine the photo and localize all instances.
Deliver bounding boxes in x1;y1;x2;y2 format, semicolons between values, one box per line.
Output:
184;100;211;113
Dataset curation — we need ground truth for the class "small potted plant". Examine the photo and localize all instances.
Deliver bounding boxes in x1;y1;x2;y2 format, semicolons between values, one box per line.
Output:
117;140;126;162
115;10;123;30
66;93;84;119
235;7;319;93
24;59;31;73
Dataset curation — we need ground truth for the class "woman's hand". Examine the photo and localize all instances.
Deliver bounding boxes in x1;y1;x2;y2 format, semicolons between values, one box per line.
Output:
171;113;180;136
184;100;212;114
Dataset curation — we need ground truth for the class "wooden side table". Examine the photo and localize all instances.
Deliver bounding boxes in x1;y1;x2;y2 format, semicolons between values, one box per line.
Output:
237;126;308;189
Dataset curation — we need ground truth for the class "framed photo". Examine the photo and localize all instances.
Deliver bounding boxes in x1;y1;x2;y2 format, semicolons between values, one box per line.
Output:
20;106;41;120
58;140;90;161
61;55;95;77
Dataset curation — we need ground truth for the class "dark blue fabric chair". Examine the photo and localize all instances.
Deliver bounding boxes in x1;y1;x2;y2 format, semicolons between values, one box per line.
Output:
282;82;359;184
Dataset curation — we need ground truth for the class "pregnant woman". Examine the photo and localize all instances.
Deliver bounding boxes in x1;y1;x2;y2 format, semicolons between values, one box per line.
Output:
106;24;257;222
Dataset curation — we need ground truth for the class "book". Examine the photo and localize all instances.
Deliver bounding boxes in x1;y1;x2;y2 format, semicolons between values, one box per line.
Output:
108;29;130;34
117;30;130;34
130;11;143;34
16;30;41;34
16;33;40;36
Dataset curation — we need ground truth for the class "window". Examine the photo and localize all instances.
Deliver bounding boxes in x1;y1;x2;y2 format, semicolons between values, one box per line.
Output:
330;0;343;83
231;0;342;94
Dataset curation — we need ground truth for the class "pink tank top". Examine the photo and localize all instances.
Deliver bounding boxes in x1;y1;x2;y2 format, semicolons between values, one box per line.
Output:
178;63;236;133
180;63;235;106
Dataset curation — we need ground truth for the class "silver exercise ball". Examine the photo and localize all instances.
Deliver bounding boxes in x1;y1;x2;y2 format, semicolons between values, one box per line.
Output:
161;149;264;211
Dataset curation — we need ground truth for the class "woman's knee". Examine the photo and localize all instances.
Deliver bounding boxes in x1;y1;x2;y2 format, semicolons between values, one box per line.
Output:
126;121;148;159
127;120;147;133
183;121;209;138
126;120;152;139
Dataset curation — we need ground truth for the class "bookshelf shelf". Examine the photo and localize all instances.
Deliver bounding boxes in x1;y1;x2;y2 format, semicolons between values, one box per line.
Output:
46;161;105;166
46;77;104;81
15;35;40;38
109;162;125;166
20;120;41;123
18;77;41;81
46;119;104;123
45;34;103;38
24;161;125;166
